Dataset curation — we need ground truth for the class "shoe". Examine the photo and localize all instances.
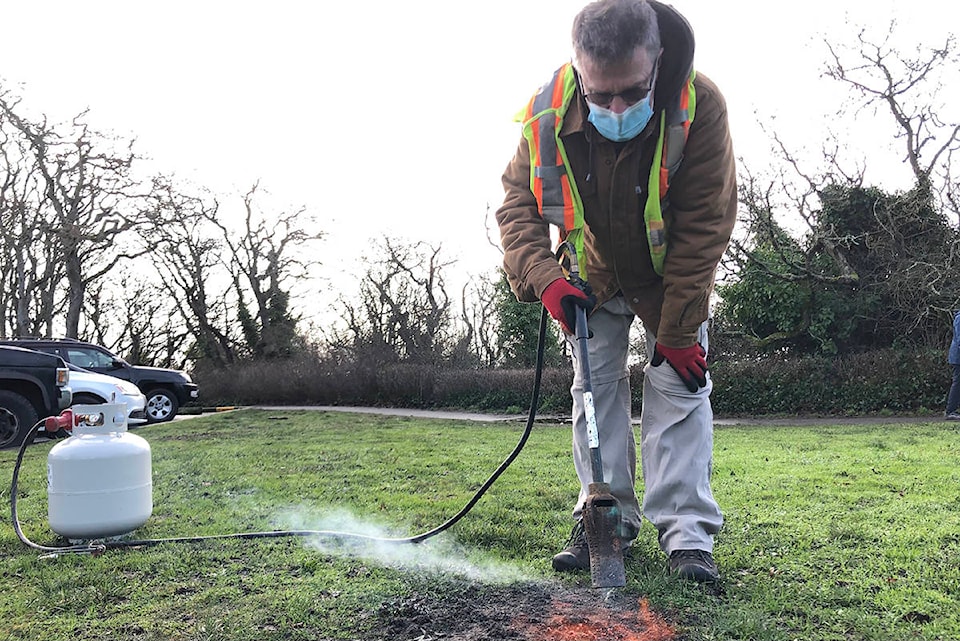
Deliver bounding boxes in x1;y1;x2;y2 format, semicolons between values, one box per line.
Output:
946;412;960;421
669;549;719;583
552;521;589;572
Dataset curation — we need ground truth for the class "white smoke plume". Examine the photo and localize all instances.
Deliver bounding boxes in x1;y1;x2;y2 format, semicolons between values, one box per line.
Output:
276;506;534;584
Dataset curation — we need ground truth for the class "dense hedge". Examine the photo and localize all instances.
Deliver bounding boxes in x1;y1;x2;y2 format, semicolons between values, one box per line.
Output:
194;358;573;414
194;348;952;417
710;348;950;416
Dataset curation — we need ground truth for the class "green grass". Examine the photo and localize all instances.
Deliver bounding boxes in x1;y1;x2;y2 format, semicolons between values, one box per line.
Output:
2;410;960;640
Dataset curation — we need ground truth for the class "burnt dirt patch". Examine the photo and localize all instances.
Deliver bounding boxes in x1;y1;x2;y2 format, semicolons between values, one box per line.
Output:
372;581;676;641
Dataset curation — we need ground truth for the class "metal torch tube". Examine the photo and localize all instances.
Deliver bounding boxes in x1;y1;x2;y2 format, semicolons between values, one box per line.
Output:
575;305;604;485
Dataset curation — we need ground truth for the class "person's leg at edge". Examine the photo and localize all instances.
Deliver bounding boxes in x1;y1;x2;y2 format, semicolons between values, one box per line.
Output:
947;364;960;416
552;297;641;571
640;320;723;581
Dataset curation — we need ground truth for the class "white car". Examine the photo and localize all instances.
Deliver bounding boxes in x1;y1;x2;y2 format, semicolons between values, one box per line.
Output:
67;364;148;426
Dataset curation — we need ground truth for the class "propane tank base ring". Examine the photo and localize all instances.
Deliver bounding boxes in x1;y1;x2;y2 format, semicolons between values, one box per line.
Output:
66;533;131;545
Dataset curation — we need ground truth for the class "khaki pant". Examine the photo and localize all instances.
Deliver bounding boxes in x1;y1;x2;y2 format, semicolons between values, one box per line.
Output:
566;296;723;554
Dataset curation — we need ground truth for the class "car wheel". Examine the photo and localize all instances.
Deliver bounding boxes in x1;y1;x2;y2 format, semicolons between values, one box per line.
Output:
145;389;179;422
0;390;40;450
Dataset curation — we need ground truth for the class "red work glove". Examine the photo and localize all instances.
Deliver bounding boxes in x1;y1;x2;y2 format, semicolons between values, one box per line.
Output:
541;278;596;335
652;342;708;392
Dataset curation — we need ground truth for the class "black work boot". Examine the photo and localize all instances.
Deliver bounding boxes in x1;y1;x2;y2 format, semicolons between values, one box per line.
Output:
668;549;719;583
552;520;590;572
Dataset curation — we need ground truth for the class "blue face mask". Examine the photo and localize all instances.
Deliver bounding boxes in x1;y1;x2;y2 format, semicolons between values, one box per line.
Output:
587;93;655;142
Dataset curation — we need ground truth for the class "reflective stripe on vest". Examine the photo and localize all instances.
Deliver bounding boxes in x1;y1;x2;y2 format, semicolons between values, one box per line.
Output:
518;62;586;278
519;64;696;277
644;70;696;275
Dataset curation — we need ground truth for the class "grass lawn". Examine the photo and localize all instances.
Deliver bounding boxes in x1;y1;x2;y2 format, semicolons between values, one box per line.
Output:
2;409;959;640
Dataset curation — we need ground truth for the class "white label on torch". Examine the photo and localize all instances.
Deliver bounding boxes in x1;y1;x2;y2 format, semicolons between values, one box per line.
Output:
584;391;599;448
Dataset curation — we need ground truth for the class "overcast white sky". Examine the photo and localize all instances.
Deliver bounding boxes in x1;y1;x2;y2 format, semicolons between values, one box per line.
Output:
1;0;956;301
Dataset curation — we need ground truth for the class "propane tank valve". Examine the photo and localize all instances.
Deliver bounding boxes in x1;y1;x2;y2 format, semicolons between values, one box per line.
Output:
44;409;74;431
43;409;75;439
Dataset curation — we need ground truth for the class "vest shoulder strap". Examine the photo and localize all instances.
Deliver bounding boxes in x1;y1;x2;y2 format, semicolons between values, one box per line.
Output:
660;69;697;197
519;63;582;235
646;69;697;276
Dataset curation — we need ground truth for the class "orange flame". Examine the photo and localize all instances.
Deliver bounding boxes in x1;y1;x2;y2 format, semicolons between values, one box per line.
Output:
536;597;675;641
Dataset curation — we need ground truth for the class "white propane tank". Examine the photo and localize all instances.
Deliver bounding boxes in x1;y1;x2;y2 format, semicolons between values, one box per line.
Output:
47;403;153;540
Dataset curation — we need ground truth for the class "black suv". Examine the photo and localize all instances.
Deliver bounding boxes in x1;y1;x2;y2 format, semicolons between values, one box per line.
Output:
0;338;198;423
0;346;72;448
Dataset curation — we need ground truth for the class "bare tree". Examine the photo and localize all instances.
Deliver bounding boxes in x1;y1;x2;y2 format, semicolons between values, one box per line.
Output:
723;146;861;290
824;27;960;189
80;269;192;368
0;90;151;337
0;90;65;336
142;178;238;367
822;24;960;325
719;24;960;353
206;184;323;359
459;277;500;367
334;238;459;364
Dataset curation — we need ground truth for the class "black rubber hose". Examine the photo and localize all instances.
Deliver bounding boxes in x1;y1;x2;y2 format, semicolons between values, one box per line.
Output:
10;424;108;555
10;308;550;554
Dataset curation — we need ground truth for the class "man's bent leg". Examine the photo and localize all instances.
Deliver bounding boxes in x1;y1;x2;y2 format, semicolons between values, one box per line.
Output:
640;321;723;556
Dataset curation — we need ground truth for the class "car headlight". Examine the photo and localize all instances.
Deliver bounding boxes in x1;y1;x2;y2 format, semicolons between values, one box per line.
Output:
115;382;141;396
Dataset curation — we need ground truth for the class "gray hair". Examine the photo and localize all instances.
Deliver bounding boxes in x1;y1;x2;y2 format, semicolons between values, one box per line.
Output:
572;0;660;69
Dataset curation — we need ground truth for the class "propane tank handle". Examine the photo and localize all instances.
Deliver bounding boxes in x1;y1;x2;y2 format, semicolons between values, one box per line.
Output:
71;403;130;435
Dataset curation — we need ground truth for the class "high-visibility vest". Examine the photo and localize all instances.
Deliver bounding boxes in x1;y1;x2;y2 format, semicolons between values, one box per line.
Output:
518;62;697;278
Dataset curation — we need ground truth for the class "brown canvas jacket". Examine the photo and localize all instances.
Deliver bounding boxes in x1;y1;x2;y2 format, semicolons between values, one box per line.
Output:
495;1;737;348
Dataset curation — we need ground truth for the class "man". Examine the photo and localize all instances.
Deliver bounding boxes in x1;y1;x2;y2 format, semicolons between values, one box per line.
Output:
496;0;737;582
946;310;960;420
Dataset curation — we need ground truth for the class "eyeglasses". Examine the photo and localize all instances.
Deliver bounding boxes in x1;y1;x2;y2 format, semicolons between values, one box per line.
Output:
581;59;660;109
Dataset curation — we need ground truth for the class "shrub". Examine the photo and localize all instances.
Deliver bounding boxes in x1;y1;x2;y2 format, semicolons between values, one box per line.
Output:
435;368;572;413
710;348;949;416
193;349;951;417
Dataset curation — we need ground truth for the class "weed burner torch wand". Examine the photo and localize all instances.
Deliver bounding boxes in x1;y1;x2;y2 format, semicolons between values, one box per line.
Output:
560;242;626;588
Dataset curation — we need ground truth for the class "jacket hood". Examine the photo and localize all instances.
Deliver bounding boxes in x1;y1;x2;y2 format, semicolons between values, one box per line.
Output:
649;1;696;109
